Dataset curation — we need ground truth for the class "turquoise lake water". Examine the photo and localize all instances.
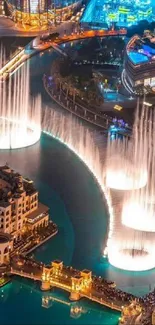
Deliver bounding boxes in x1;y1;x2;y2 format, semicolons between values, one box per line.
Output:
0;134;119;324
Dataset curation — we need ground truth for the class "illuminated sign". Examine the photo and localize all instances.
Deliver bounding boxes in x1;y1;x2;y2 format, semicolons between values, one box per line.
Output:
114;105;123;111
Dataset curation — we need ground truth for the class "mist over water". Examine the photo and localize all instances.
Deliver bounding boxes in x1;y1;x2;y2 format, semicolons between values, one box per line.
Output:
0;56;41;149
106;102;155;271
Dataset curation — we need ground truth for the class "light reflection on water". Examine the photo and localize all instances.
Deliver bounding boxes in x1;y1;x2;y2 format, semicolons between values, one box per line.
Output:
0;279;119;325
0;134;119;324
1;133;155;298
0;41;155;324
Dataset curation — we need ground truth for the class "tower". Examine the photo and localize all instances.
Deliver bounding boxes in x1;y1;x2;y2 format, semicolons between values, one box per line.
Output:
135;0;152;21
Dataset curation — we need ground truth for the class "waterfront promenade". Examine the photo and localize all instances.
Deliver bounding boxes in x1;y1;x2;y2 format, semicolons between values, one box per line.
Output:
0;26;127;81
43;74;131;135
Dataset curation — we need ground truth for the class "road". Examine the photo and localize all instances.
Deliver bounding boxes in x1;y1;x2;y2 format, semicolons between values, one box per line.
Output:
0;17;75;37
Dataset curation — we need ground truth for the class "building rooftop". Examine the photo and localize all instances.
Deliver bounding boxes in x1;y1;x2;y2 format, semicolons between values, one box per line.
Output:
0;165;11;171
0;201;10;208
52;260;63;265
127;33;155;66
26;203;49;224
81;269;91;274
72;275;83;280
0;165;37;201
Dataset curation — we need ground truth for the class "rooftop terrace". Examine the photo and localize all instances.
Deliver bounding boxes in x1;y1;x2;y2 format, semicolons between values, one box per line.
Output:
0;165;37;203
127;33;155;65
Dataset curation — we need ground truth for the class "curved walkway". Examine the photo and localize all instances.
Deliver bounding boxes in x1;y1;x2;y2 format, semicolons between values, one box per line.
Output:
40;28;127;48
43;75;131;135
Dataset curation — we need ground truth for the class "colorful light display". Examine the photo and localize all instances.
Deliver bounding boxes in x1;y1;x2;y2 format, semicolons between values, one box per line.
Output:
123;32;155;95
81;0;153;28
6;0;81;26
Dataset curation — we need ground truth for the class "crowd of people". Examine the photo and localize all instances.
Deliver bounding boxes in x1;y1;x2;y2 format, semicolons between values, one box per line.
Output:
92;276;135;307
135;289;155;324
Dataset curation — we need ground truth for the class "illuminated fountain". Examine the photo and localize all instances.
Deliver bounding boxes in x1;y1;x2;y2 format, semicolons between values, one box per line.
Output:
42;108;104;185
0;46;5;69
42;106;114;258
106;104;148;191
107;103;155;271
42;105;155;271
106;140;147;190
122;105;155;232
0;62;41;149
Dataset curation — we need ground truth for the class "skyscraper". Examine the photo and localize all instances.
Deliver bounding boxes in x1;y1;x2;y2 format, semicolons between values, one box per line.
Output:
81;0;153;28
6;0;81;26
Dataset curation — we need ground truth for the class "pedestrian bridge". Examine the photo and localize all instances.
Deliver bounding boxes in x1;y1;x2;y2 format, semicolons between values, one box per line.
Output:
0;27;127;80
10;258;126;313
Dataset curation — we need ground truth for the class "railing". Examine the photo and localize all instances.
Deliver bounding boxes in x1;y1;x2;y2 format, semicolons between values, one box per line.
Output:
44;75;131;136
50;279;71;292
0;49;25;80
10;269;41;281
43;77;110;130
53;29;127;46
10;266;123;312
81;293;122;312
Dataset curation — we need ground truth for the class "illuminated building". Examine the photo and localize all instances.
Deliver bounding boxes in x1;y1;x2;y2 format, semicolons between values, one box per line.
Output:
0;0;5;15
152;310;155;325
6;0;81;27
123;32;155;95
0;164;49;264
81;0;153;28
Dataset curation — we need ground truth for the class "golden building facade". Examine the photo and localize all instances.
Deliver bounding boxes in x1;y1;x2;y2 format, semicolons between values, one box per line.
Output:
6;0;81;26
0;165;49;264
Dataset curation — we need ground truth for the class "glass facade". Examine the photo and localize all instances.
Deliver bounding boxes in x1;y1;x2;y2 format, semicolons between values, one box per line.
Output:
6;0;81;26
7;0;52;12
123;32;155;95
81;0;153;28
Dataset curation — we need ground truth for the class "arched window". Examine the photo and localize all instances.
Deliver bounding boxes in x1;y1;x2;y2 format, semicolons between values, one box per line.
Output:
4;247;8;254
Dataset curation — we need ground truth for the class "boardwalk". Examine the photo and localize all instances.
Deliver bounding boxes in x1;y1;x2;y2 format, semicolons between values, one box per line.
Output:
43;77;109;130
43;75;131;136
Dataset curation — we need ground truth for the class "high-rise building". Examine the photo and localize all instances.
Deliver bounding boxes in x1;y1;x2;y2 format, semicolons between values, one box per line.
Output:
81;0;153;28
123;31;155;95
6;0;81;26
105;0;152;26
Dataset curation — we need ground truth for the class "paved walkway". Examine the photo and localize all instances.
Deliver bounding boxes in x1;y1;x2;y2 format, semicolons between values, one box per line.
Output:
43;75;131;136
